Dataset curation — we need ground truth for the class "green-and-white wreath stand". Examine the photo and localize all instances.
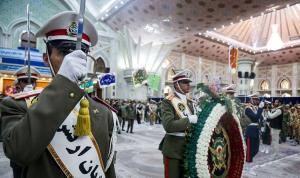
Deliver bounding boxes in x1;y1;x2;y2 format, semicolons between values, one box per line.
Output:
185;84;246;178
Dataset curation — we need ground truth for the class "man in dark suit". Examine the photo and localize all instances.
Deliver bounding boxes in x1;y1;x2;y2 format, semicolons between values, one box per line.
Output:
159;69;197;178
0;11;116;178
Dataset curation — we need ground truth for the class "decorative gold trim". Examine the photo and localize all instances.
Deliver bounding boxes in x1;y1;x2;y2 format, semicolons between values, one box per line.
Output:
74;107;105;171
47;144;74;178
89;133;105;170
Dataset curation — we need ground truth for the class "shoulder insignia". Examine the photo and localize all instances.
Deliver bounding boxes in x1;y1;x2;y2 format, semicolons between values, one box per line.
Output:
93;108;100;114
31;95;39;105
166;94;175;101
11;89;43;100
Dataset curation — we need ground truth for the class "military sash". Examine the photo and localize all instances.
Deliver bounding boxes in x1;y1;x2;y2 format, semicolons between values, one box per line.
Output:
105;111;118;171
167;95;192;119
11;89;42;100
47;98;106;178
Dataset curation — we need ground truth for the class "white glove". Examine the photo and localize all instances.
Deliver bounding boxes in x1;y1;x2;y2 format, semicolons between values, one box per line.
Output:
23;84;33;92
258;101;265;108
188;115;198;124
57;50;87;83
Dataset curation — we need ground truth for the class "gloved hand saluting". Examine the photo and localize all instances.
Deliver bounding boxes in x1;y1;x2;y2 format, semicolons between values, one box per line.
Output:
188;115;198;124
57;50;87;83
258;101;265;108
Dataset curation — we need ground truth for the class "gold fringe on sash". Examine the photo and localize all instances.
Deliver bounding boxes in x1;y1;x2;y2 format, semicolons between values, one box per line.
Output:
74;98;91;136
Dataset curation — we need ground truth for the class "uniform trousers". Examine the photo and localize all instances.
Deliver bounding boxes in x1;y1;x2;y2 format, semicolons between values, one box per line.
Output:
121;117;126;130
246;136;259;162
127;119;134;133
245;125;260;162
271;128;281;154
163;156;184;178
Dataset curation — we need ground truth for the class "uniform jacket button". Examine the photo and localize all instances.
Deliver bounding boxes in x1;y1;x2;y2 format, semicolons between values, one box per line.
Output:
69;92;75;98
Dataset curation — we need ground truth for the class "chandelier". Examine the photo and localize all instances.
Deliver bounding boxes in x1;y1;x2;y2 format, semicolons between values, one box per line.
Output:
266;24;284;51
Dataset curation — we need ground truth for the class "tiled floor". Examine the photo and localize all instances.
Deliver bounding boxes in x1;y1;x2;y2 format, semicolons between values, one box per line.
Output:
1;122;300;178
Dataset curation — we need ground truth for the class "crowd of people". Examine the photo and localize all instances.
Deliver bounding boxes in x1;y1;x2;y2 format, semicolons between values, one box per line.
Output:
242;95;300;176
103;99;163;134
1;9;300;178
262;102;300;147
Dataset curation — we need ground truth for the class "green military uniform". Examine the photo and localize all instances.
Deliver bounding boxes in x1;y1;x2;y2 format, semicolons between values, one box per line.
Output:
280;107;290;142
126;103;136;133
294;110;300;143
0;75;116;178
159;94;194;178
120;104;128;130
159;69;196;178
289;108;298;140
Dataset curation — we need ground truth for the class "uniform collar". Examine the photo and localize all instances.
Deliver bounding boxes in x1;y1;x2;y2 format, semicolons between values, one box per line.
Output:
175;91;187;102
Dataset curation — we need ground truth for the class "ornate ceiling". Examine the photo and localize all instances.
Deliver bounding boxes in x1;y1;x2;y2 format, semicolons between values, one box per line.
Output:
64;0;300;66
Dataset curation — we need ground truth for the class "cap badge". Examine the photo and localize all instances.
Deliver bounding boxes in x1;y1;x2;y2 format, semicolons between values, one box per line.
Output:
178;103;186;112
67;21;78;37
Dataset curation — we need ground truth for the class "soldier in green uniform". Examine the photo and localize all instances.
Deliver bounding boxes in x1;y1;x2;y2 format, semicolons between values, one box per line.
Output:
0;12;116;178
289;106;298;145
280;104;290;143
6;66;41;178
159;69;197;178
294;105;300;145
126;101;136;133
120;100;128;131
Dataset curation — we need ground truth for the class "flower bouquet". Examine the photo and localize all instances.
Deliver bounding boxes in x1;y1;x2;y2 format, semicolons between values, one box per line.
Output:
184;83;245;178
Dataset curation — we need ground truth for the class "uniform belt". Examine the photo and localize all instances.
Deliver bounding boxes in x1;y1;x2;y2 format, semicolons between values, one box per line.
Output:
249;123;259;126
166;132;185;137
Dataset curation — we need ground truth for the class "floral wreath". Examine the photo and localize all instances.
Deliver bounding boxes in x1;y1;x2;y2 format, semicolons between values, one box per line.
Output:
184;83;246;178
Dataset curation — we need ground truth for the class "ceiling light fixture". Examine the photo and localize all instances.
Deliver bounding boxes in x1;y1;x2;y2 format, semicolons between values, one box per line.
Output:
266;24;284;51
144;24;160;34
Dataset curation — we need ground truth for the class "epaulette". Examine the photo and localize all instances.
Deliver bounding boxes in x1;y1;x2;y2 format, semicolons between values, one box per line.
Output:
92;95;118;114
11;89;43;100
166;94;175;101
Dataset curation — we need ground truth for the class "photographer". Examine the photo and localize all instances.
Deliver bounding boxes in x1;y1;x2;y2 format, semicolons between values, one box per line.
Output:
266;99;283;156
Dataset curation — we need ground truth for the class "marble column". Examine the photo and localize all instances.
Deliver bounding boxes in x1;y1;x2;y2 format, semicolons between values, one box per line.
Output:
292;62;298;96
197;57;202;83
271;65;277;96
181;53;186;69
237;58;254;96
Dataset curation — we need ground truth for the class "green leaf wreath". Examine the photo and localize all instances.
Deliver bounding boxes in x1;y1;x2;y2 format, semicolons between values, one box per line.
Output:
133;69;148;87
184;83;245;178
